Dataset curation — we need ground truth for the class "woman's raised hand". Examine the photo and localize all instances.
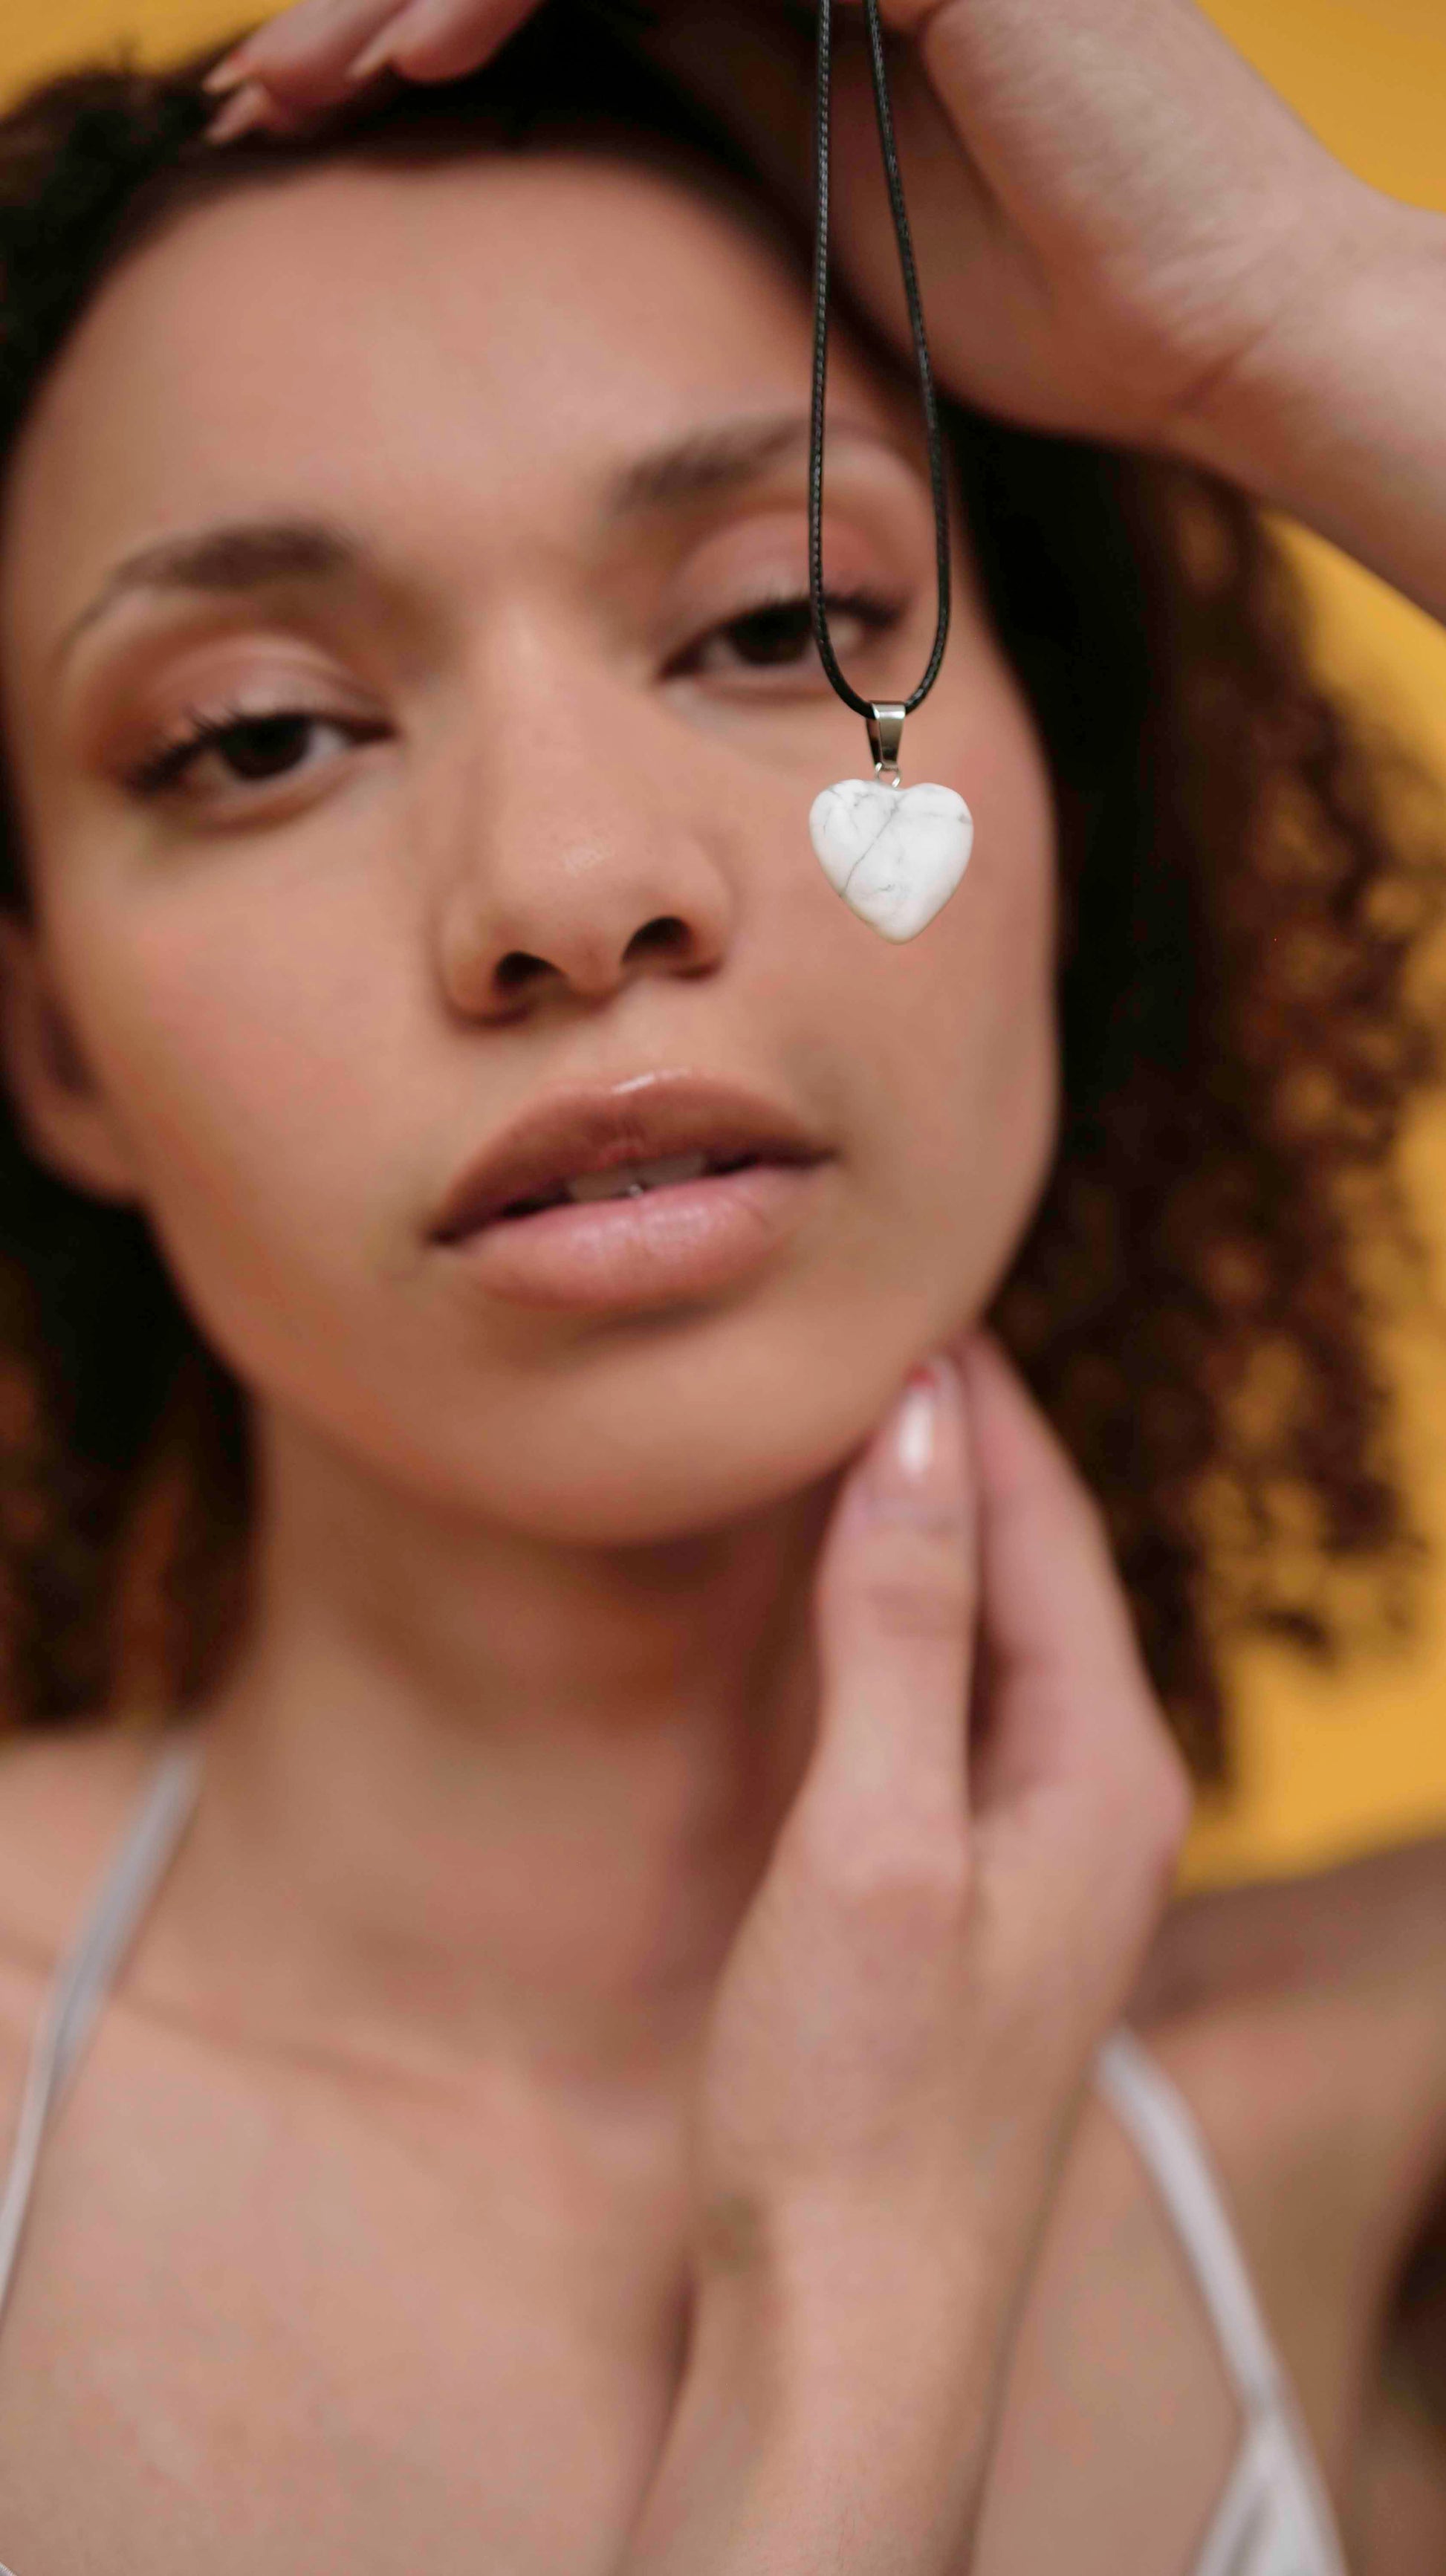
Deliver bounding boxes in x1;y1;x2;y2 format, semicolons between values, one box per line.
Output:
201;0;1406;491
202;0;1446;620
615;1338;1191;2575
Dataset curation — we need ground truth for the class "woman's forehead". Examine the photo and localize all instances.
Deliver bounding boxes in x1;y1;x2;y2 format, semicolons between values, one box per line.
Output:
0;143;908;669
0;140;927;724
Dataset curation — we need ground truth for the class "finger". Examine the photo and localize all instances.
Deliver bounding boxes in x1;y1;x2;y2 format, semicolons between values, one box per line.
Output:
903;0;1335;319
207;0;534;111
802;1356;977;1859
204;0;406;103
959;1334;1191;1852
202;80;311;141
357;0;539;84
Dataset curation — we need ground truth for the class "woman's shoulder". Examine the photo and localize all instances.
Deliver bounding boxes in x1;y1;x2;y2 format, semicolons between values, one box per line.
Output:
1126;1831;1446;2557
1142;1826;1446;2025
1132;1829;1446;2213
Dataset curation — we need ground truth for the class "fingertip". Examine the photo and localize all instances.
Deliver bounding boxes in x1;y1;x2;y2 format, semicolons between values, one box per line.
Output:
817;1354;971;1584
954;1331;1042;1493
863;1354;967;1522
203;78;279;142
202;53;253;95
347;20;404;79
959;1334;1100;1536
955;1326;1014;1405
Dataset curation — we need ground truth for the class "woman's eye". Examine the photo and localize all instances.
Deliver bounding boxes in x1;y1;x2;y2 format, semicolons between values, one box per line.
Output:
672;588;900;681
126;707;389;801
716;600;819;669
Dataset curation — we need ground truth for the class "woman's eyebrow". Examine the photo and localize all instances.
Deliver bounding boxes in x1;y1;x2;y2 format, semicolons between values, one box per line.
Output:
601;410;906;521
49;516;371;678
50;417;911;675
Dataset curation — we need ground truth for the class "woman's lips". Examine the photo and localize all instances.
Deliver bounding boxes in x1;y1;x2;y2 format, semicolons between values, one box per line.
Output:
426;1072;831;1311
435;1157;826;1311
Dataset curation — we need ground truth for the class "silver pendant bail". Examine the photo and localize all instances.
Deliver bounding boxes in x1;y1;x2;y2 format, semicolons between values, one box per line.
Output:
866;701;906;787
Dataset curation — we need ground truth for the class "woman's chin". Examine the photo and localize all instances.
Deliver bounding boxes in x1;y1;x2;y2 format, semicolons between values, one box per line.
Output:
261;1300;960;1547
413;1361;915;1548
461;1417;861;1549
464;1323;950;1545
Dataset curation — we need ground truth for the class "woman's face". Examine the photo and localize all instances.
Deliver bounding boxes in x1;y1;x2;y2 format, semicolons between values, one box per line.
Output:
0;143;1056;1540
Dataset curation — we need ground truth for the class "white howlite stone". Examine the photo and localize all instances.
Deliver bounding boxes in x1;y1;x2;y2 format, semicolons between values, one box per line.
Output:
808;776;973;943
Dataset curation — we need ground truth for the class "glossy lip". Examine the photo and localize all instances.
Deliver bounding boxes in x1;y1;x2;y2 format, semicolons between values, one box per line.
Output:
427;1071;831;1246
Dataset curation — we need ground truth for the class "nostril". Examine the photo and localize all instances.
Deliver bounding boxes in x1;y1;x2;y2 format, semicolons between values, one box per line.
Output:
624;915;692;965
486;918;697;1008
494;950;552;997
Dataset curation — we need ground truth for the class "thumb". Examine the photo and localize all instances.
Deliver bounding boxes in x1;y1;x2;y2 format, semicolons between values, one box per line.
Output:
802;1354;978;1863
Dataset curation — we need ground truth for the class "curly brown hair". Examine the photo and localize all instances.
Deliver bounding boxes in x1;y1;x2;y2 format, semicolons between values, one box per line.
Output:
0;1;1439;1782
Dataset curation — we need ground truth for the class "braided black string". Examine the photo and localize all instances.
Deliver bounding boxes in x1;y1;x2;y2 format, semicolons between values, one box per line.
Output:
809;0;951;724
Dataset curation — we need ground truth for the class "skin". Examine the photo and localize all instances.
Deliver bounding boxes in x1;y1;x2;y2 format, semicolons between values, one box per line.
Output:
0;0;1442;2567
0;142;1184;2575
210;0;1446;620
0;149;1057;1546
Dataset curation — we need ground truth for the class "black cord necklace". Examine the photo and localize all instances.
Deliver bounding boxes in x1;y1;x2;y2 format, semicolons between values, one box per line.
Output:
805;0;973;944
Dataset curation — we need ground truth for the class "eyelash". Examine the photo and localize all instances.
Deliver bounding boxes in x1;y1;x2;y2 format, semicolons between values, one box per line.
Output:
126;704;389;798
123;585;902;801
666;584;899;680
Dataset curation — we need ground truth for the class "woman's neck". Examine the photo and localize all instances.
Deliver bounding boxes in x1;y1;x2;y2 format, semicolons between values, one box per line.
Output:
174;1399;837;2098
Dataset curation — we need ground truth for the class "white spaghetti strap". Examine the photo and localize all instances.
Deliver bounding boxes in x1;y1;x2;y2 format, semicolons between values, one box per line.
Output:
1095;2025;1285;2416
1096;2026;1348;2576
0;1732;204;2337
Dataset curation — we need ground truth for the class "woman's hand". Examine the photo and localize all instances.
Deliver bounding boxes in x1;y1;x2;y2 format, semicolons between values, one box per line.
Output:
630;0;1384;461
201;0;1362;454
201;0;1446;619
613;1337;1191;2575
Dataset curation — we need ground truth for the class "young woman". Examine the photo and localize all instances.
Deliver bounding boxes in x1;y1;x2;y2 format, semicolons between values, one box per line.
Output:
0;0;1443;2566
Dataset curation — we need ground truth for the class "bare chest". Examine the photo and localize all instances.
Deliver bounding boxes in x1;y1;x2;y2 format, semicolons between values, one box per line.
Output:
0;1973;1441;2576
0;2015;693;2576
0;2014;1300;2576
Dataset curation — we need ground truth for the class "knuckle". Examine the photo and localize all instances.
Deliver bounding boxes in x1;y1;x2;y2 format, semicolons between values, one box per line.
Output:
855;1543;973;1646
809;1808;973;1935
863;1577;969;1646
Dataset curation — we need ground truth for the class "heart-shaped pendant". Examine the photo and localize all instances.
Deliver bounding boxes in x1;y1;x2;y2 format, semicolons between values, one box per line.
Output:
809;776;974;944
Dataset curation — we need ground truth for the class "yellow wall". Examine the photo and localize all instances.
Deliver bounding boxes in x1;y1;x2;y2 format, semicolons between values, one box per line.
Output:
1;0;1445;1882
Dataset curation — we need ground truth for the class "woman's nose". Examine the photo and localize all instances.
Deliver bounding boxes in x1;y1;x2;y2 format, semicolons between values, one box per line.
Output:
429;655;736;1024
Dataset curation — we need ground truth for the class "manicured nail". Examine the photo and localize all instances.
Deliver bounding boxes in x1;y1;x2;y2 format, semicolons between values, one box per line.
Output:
204;79;276;142
869;1358;959;1516
346;20;403;78
202;48;258;93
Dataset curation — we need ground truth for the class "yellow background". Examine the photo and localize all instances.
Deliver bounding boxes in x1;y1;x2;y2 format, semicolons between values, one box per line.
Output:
2;0;1445;1883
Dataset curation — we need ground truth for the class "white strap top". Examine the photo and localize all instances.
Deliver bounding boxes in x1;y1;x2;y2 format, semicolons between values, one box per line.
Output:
0;1736;1349;2576
1097;2033;1348;2576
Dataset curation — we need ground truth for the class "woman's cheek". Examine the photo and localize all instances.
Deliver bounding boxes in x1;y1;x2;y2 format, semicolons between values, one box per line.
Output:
47;857;409;1324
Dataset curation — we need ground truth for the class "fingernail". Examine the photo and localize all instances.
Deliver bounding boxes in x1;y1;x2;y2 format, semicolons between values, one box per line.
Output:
346;22;403;77
869;1359;958;1516
202;47;258;93
204;79;276;142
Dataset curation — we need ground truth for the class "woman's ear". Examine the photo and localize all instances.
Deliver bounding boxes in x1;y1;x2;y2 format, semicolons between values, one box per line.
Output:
0;914;140;1203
